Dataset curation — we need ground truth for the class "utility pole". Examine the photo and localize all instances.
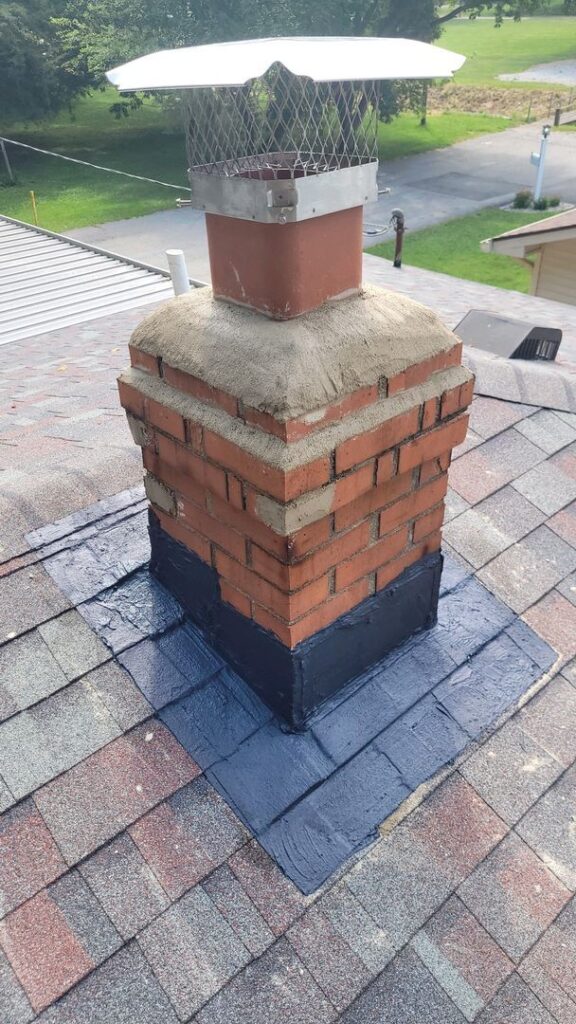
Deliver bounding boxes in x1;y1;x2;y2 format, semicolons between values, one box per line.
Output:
530;124;551;203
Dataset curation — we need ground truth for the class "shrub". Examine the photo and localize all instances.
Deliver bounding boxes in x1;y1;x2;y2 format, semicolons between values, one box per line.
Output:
513;189;533;209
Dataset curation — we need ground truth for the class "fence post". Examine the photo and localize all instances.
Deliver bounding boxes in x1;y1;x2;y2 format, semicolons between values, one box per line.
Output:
0;140;14;183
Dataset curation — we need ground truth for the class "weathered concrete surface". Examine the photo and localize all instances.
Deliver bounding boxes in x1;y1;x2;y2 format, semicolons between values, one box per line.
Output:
120;362;470;473
130;285;461;420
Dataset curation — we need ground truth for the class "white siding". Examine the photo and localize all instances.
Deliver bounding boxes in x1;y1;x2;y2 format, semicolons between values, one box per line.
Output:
535;239;576;306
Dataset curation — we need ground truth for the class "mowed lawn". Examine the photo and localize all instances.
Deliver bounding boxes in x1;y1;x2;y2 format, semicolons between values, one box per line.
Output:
441;16;576;88
0;88;513;233
0;91;189;232
366;208;557;292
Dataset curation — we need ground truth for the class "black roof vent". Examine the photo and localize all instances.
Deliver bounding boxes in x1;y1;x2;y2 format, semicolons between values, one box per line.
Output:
454;309;562;361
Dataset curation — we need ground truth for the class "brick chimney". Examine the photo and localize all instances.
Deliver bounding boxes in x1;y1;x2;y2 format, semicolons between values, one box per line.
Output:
111;40;472;726
119;285;472;727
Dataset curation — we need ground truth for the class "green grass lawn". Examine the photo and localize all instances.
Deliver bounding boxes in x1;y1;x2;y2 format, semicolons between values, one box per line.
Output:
377;111;512;160
366;208;557;292
0;89;513;232
0;90;189;232
441;17;576;88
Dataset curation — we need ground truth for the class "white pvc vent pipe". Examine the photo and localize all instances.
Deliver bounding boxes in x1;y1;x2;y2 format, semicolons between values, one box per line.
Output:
166;249;191;295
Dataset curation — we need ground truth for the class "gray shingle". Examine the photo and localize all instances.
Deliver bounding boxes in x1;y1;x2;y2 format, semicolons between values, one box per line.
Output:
443;486;546;569
38;610;109;680
0;678;121;799
0;632;68;722
517;762;576;889
458;833;571;961
195;937;336;1024
512;461;576;516
318;883;394;974
80;834;170;940
0;949;33;1024
0;777;14;814
340;947;466;1024
36;945;180;1024
49;869;122;963
202;865;275;957
83;661;152;731
287;905;372;1011
476;974;557;1024
137;885;251;1018
515;409;576;455
477;525;576;614
461;718;562;825
0;565;71;643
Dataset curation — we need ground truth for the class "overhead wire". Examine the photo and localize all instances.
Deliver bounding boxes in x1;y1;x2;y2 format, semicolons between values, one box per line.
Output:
0;136;189;192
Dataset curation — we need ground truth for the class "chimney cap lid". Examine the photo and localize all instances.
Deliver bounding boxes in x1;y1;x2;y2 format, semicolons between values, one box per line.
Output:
106;36;465;92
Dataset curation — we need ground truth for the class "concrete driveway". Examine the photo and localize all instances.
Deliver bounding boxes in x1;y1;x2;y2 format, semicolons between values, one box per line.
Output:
69;119;576;281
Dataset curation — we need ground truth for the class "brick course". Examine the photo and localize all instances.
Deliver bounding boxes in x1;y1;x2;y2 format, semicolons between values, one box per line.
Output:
119;352;472;649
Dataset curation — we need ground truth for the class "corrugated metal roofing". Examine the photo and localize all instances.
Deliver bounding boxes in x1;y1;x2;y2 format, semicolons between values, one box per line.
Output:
0;214;175;346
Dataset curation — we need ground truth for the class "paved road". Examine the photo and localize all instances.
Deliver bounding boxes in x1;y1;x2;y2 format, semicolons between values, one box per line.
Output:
69;118;576;279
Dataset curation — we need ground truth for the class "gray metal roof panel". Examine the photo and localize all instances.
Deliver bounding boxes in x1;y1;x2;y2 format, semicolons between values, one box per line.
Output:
0;214;175;344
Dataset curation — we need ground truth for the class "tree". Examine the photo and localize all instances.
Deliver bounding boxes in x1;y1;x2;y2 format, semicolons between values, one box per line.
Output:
0;0;89;122
3;0;568;122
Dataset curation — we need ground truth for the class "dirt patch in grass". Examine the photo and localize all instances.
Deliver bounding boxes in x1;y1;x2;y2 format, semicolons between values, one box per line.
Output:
429;85;565;120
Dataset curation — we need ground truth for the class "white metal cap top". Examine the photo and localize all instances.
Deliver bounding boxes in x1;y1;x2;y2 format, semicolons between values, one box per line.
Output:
106;36;465;91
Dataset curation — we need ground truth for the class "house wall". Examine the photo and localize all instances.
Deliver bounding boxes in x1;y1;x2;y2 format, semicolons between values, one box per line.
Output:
534;239;576;306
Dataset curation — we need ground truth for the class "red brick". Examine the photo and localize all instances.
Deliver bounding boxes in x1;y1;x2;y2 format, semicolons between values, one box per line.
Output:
242;405;287;440
0;892;94;1012
336;407;420;473
335;525;409;591
227;474;244;510
179;499;247;562
251;605;292;646
387;345;462;396
251;520;370;591
413;503;445;542
153;505;212;564
335;469;414;532
287;516;333;562
253;577;370;648
211;493;332;563
147;396;186;442
420;453;451;484
441;379;475;420
220;580;252;617
284;385;379;441
204;462;228;500
117;379;145;418
376;531;442;591
376;450;396;485
205;430;330;501
187;421;204;453
398;414;468;473
460;378;475;410
143;449;206;509
163;363;238;416
379;475;448;537
151;433;226;503
289;578;371;647
422;397;438;430
243;385;379;442
332;463;374;510
128;346;160;376
214;550;329;620
211;494;287;560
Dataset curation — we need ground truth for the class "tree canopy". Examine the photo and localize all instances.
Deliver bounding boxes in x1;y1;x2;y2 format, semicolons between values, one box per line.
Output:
0;0;571;123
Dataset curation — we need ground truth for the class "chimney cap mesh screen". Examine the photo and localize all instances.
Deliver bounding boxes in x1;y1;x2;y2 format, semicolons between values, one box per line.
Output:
184;66;380;179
